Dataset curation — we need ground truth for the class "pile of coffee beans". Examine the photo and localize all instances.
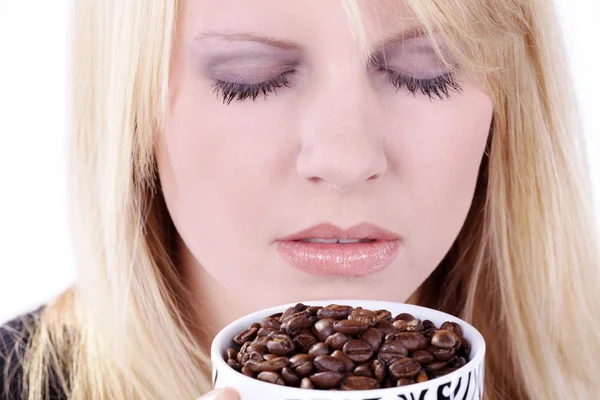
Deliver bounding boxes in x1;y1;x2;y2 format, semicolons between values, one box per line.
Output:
225;303;471;390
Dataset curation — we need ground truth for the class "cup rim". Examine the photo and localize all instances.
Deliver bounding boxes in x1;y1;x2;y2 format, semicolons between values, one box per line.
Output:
211;299;486;395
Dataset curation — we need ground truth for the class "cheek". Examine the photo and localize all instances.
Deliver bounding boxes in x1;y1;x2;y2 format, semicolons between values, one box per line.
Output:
386;86;493;265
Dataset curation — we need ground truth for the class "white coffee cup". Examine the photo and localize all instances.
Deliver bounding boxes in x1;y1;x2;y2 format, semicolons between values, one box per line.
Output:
211;300;485;400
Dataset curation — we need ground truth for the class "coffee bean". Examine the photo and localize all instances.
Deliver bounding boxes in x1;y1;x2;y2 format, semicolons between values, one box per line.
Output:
422;328;438;339
377;340;409;365
233;327;258;346
314;355;347;373
254;335;271;347
411;350;435;364
395;332;429;352
300;377;314;389
371;359;386;383
290;354;310;368
394;313;415;322
340;376;380;390
353;364;373;378
334;319;369;335
375;320;396;337
361;328;383;352
293;357;314;377
308;342;330;358
285;316;312;336
241;365;255;378
261;316;282;331
325;332;350;350
310;371;345;389
389;358;421;380
397;377;414;386
431;330;456;349
406;319;424;332
226;348;238;360
281;367;301;386
256;357;289;372
348;309;378;327
307;306;323;316
257;371;285;385
416;371;428;383
425;361;448;373
263;354;278;361
393;319;408;332
247;343;267;355
423;320;435;330
247;352;264;364
317;305;353;320
343;339;374;363
293;331;317;353
267;334;295;356
432;347;455;361
376;310;392;322
312;318;335;342
441;321;463;337
227;358;242;371
331;350;355;372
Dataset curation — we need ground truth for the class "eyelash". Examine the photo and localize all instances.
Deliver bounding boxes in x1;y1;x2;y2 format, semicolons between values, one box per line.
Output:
211;68;462;105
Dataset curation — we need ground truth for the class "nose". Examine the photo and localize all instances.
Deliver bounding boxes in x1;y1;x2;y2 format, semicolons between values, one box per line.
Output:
296;69;388;193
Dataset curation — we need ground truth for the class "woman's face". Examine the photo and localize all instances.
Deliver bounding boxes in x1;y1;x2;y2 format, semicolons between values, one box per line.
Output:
157;0;493;323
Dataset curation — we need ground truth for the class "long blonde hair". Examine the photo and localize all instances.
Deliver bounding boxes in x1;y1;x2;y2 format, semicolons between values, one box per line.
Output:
10;0;600;399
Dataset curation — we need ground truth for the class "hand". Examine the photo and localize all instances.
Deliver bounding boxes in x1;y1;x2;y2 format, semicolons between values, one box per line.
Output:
197;387;239;400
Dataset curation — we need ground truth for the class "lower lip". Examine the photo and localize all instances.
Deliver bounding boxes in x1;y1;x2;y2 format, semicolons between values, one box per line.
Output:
276;240;400;277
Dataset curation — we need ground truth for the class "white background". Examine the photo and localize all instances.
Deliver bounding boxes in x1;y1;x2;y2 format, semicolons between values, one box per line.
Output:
0;1;599;324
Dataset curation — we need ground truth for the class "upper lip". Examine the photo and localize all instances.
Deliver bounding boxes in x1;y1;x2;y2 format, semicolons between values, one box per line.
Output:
278;222;401;241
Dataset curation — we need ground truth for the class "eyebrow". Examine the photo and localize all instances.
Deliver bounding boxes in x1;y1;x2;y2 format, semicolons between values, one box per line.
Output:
193;26;430;53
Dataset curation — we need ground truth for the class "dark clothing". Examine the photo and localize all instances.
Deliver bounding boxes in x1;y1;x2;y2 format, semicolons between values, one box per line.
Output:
0;308;66;400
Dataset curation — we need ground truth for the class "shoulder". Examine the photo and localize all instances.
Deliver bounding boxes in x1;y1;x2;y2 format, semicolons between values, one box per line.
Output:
0;308;43;399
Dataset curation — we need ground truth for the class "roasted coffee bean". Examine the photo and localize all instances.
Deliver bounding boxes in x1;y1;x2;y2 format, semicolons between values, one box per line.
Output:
397;377;414;386
416;371;428;383
250;322;261;330
348;309;378;327
342;339;374;363
368;360;384;383
254;335;271;347
389;358;421;380
393;313;415;322
233;327;258;346
300;377;314;389
422;328;438;339
340;376;380;390
285;316;313;336
312;318;335;342
241;365;255;378
376;310;392;322
331;350;355;372
247;352;264;364
281;306;298;322
307;306;323;316
310;371;345;389
257;371;285;385
268;312;283;319
375;320;396;337
412;350;435;364
281;367;302;386
361;328;383;352
263;353;278;361
244;360;260;373
256;328;276;338
393;320;408;332
423;320;435;330
290;354;311;368
406;319;424;332
293;331;318;353
353;364;373;378
227;358;242;371
396;332;429;352
325;332;350;350
425;361;448;373
256;357;289;372
441;321;463;337
261;316;282;331
308;342;330;358
267;334;295;356
226;348;238;360
431;330;456;349
333;319;369;335
314;355;347;373
432;347;455;361
317;305;353;320
295;360;314;377
247;343;267;355
377;340;409;365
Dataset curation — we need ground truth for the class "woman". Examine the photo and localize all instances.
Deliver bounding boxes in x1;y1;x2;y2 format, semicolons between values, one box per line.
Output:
1;0;599;399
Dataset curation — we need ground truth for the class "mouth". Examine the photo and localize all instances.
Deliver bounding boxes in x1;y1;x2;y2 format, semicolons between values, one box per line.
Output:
275;222;401;277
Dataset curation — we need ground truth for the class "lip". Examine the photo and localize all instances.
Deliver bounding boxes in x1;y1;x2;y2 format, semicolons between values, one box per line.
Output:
275;222;401;277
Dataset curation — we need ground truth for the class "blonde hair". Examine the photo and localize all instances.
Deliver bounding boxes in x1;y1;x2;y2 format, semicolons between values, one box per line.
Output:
9;0;600;399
